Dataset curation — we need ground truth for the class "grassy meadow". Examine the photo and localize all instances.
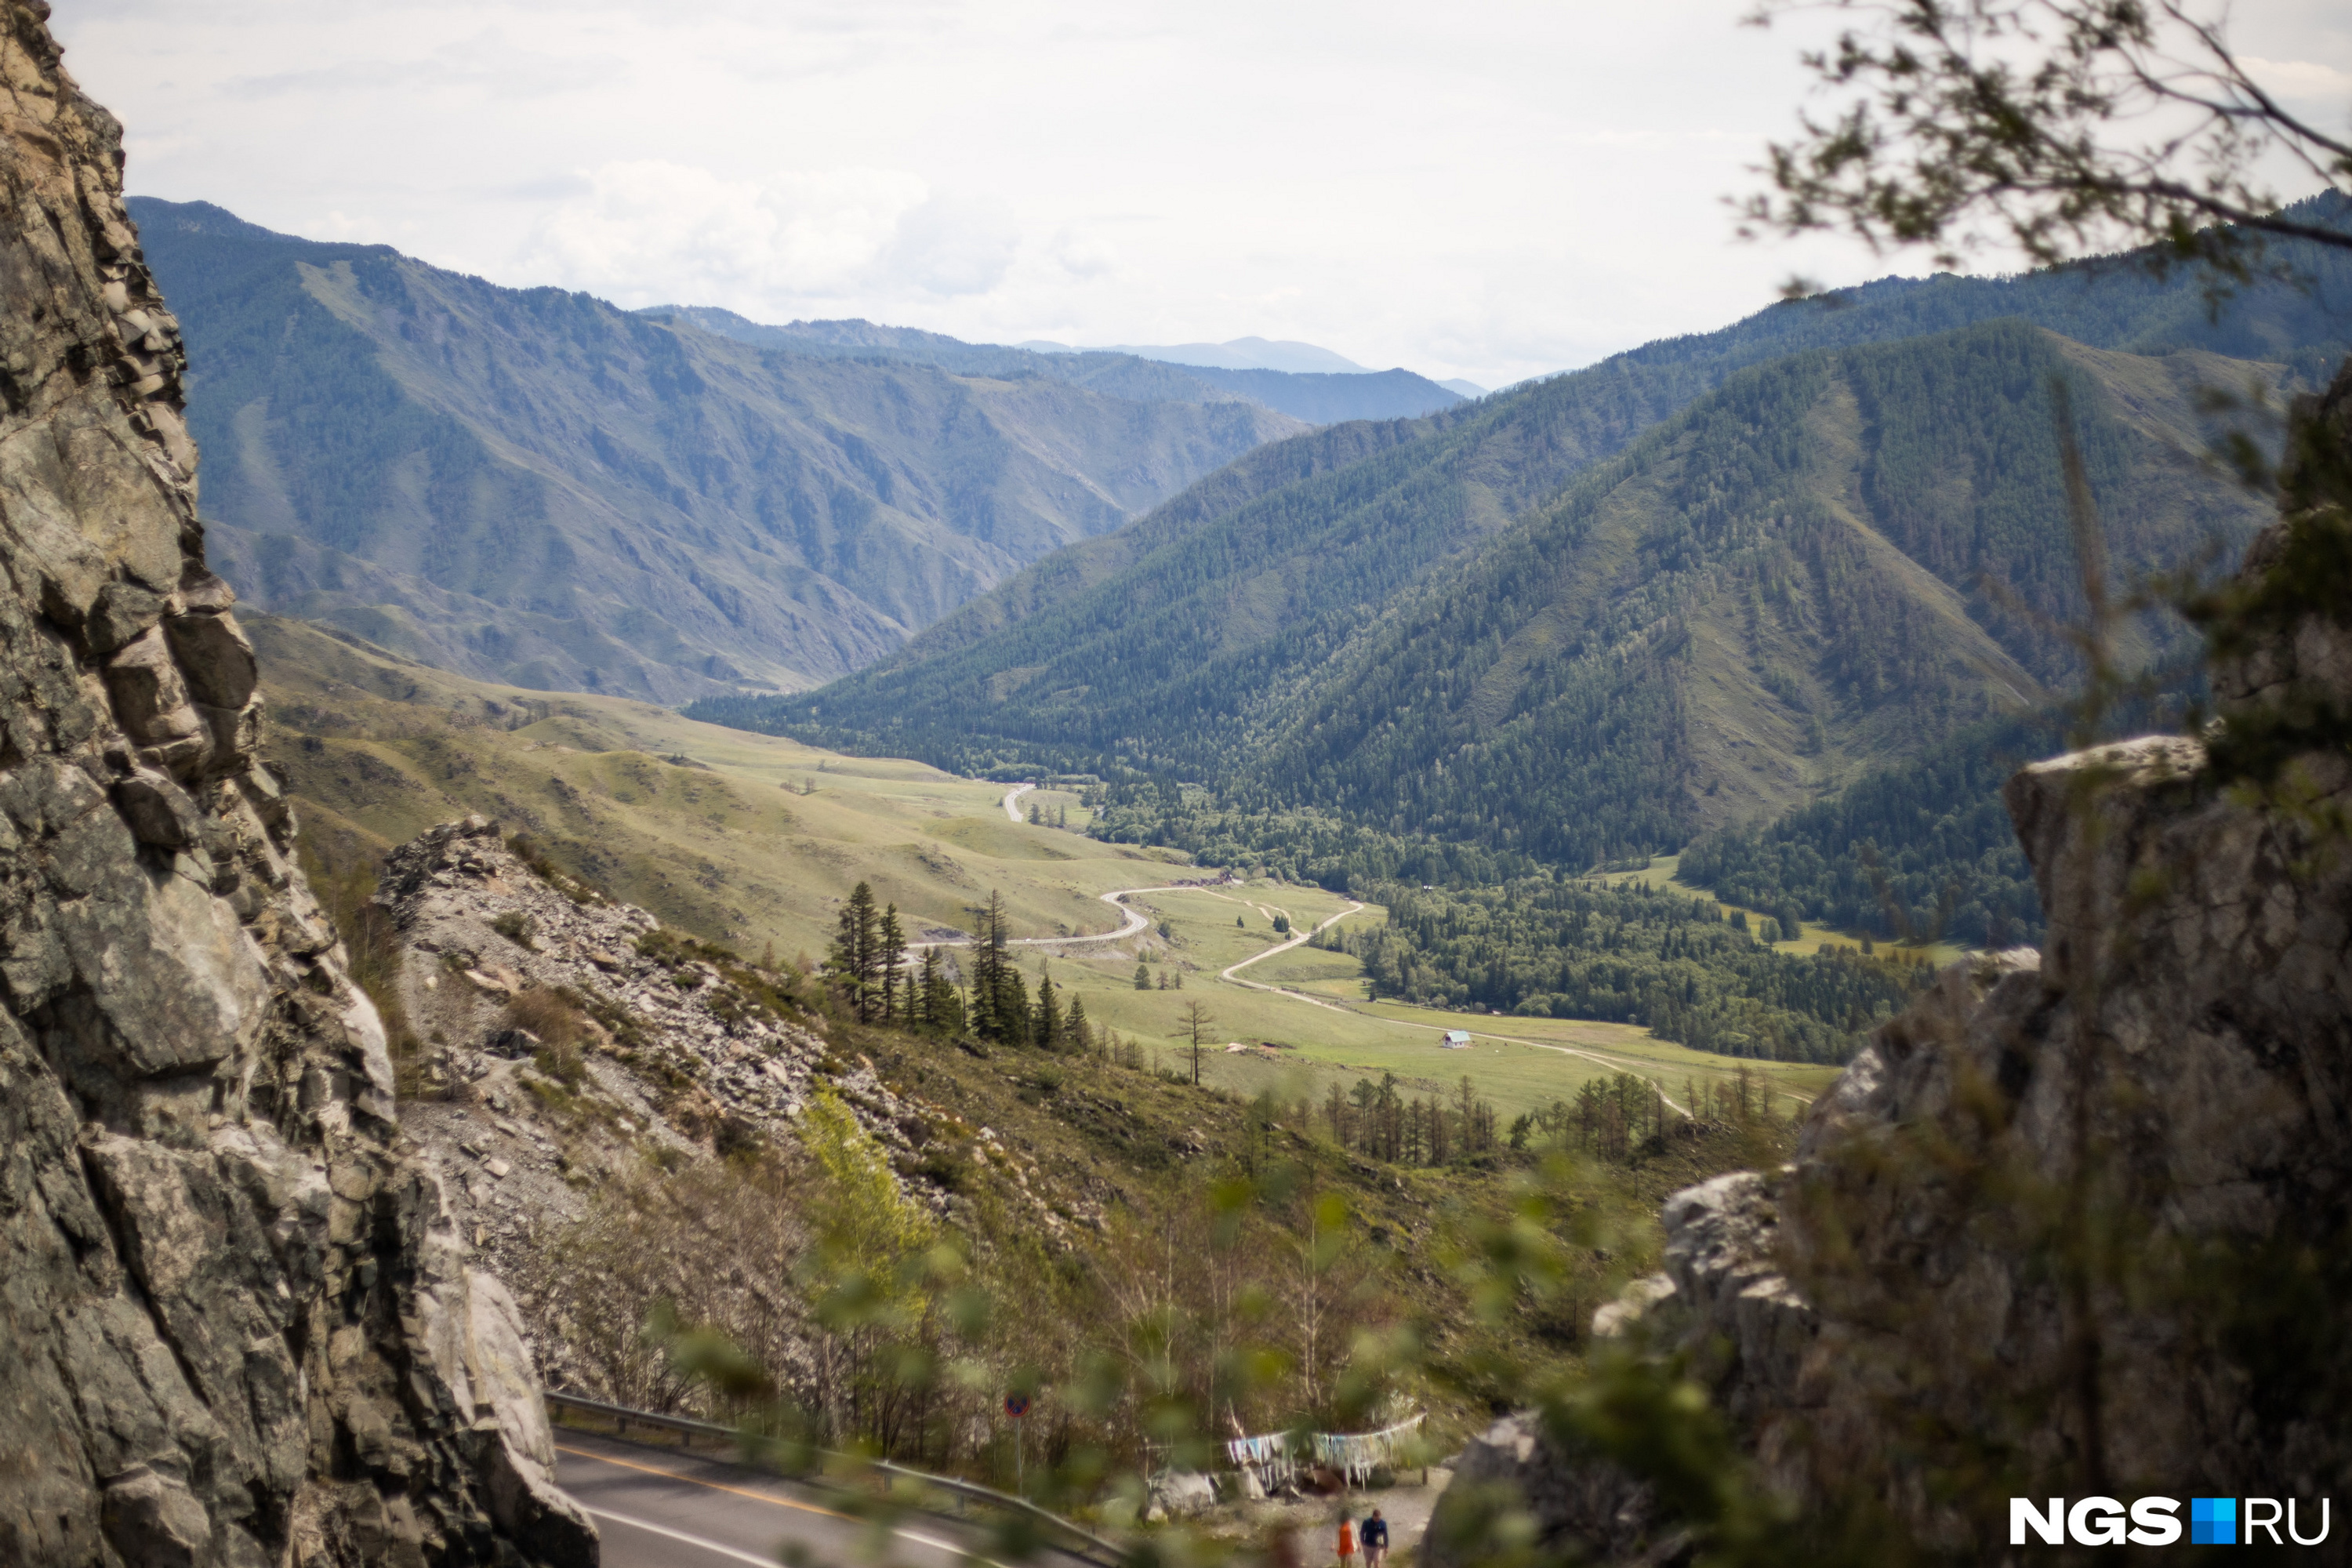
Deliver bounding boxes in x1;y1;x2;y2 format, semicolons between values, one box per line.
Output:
256;614;1838;1123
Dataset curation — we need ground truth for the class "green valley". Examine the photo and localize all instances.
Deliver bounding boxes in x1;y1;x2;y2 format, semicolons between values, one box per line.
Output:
258;614;1835;1110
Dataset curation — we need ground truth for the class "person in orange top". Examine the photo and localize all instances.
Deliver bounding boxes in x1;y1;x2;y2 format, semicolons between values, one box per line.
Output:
1336;1512;1356;1568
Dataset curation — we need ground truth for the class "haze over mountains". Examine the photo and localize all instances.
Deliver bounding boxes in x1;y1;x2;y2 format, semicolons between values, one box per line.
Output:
1018;332;1489;397
641;309;1469;423
1018;335;1373;374
133;199;1457;700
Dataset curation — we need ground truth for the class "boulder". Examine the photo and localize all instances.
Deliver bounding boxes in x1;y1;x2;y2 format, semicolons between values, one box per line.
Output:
1144;1468;1218;1520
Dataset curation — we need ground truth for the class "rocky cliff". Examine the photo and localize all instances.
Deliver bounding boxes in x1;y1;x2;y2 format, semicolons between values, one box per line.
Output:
1432;365;2352;1563
361;816;1085;1407
0;7;591;1563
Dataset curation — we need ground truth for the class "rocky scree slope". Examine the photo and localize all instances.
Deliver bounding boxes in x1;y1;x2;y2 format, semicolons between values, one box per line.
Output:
367;816;1088;1402
1428;367;2352;1563
0;9;589;1565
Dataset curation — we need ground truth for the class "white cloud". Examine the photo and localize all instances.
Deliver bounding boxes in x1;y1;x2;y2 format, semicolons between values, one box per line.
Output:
50;0;2352;387
880;193;1021;297
1049;226;1118;281
518;160;935;306
2244;56;2352;103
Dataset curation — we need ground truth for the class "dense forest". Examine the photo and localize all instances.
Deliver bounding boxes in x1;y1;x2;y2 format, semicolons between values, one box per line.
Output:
1677;713;2063;948
695;204;2351;781
1325;877;1931;1063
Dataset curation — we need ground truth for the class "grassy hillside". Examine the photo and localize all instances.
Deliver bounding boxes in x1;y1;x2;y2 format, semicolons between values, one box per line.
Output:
135;198;1301;700
722;321;2272;873
255;612;1839;1097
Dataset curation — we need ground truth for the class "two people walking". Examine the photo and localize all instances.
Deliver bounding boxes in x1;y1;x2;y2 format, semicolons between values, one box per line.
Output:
1336;1509;1388;1568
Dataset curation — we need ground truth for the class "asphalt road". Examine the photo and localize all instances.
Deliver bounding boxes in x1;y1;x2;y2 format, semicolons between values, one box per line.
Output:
556;1428;1054;1568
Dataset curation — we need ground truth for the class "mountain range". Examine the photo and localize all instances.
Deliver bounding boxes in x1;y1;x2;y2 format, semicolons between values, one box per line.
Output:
133;200;1454;701
1015;332;1487;397
1019;334;1373;373
639;308;1468;423
133;187;2351;887
697;198;2352;875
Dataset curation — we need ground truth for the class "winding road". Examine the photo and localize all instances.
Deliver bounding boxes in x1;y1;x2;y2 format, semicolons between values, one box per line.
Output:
939;801;1700;1112
908;882;1243;953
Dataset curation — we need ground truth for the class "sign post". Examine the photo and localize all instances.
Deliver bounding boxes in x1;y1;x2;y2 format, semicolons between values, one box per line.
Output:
1004;1394;1030;1494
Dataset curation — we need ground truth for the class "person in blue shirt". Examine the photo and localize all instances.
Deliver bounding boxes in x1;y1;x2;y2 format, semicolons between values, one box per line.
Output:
1361;1510;1389;1568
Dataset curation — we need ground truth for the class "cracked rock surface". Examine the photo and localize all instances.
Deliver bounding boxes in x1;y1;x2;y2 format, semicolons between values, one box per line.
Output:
0;8;590;1563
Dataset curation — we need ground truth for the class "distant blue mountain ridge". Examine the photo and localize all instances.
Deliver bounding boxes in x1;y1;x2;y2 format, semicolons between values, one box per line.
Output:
641;308;1468;424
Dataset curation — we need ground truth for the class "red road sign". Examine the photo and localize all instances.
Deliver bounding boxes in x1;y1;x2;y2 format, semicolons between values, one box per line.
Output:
1004;1394;1031;1418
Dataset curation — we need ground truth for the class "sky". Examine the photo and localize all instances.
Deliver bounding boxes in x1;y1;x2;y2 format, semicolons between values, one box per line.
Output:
51;0;2352;390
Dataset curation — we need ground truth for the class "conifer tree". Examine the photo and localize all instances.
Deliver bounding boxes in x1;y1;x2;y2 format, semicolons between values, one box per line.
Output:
1133;960;1151;990
917;946;946;1028
877;904;906;1024
827;882;883;1022
1033;961;1063;1051
965;891;1022;1043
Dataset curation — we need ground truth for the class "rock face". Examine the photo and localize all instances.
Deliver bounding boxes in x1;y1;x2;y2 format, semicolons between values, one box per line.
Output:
0;8;591;1564
370;816;976;1402
1433;367;2352;1563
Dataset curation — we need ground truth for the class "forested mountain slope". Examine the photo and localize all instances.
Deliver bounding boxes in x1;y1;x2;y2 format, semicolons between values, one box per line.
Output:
704;205;2345;741
713;320;2274;872
644;307;1468;423
702;329;1722;763
1252;323;2270;862
132;199;1303;699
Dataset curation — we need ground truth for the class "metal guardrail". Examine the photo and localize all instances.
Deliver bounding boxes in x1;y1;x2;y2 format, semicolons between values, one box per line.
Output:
546;1390;1127;1565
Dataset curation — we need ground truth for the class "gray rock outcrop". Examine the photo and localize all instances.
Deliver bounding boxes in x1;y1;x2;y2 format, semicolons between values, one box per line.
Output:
364;815;1097;1410
0;6;592;1563
1432;365;2352;1563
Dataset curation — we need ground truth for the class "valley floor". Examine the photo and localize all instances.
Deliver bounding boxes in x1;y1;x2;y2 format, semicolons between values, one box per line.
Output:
255;615;1834;1123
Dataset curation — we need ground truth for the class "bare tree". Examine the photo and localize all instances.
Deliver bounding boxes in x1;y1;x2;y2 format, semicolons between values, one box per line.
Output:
1740;0;2352;287
1168;999;1219;1085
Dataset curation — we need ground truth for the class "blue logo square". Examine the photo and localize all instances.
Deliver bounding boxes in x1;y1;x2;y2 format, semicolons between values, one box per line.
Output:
2190;1497;2237;1545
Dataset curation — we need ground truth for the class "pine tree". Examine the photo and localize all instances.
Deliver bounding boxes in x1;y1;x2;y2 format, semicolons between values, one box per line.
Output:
1033;961;1063;1051
967;891;1022;1043
1133;960;1151;990
918;946;946;1028
1065;992;1091;1057
827;882;883;1021
877;904;906;1023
